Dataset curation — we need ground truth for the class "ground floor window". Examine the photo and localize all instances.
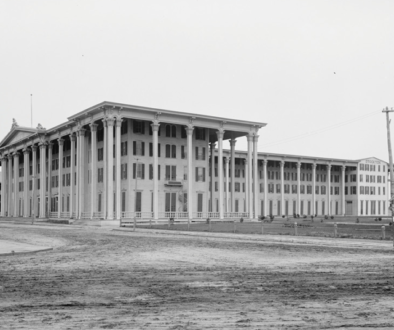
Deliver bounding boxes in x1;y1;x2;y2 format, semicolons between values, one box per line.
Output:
277;200;280;216
122;191;126;212
269;200;273;215
360;200;363;215
285;200;289;216
335;201;339;215
293;200;296;215
378;201;381;215
197;193;203;213
308;201;311;215
236;199;239;213
98;193;102;212
135;192;142;212
322;201;325;215
366;201;368;215
315;201;318;215
300;200;304;215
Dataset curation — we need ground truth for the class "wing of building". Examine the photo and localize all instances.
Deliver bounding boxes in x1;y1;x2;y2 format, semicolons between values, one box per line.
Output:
0;101;389;221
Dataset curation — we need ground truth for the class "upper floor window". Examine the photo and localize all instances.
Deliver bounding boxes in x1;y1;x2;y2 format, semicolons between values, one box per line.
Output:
133;141;145;156
121;121;128;135
195;127;206;141
165;125;177;138
133;120;145;134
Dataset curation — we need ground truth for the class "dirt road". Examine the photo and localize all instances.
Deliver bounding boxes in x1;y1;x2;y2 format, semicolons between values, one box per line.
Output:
0;223;393;329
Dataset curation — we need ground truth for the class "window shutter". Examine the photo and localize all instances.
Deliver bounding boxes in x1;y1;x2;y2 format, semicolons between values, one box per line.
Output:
142;164;145;179
142;142;145;156
158;144;161;157
149;143;153;157
158;165;161;180
172;165;176;180
195;147;198;160
133;163;136;179
203;168;206;182
149;164;153;180
203;147;206;160
166;165;170;180
172;145;176;158
133;141;136;155
195;167;198;182
125;141;128;155
141;122;145;134
125;164;128;179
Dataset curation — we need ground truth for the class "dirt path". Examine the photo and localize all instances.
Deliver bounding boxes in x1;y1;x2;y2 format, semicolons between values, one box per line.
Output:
0;224;393;329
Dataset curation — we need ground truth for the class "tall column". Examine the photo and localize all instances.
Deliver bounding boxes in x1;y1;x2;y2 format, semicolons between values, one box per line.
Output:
7;154;13;216
0;157;6;216
31;146;37;217
263;159;268;216
152;121;160;220
186;126;194;220
39;143;47;218
23;148;30;217
102;120;107;219
58;139;64;218
47;143;53;217
70;134;76;218
210;142;216;213
230;139;236;212
107;118;115;220
75;133;80;218
78;129;86;219
216;130;224;219
225;156;230;214
296;162;301;215
247;135;253;219
115;118;122;220
253;135;259;220
341;165;346;216
90;124;98;219
312;163;316;216
327;164;331;216
280;161;285;216
13;152;20;217
244;158;248;214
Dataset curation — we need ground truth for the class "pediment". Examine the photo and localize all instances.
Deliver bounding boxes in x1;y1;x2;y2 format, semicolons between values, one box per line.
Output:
0;126;37;149
358;157;388;165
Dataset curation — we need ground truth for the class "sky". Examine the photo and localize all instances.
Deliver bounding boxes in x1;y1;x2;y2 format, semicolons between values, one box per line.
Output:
1;0;394;161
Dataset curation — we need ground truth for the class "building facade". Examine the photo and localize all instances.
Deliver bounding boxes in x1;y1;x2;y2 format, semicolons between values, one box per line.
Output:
0;102;389;220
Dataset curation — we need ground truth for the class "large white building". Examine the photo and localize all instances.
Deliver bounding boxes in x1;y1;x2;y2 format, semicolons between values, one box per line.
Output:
0;101;389;220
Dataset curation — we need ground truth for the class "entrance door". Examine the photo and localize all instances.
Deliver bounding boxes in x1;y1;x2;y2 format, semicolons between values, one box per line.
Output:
346;201;353;215
197;193;203;217
165;192;176;217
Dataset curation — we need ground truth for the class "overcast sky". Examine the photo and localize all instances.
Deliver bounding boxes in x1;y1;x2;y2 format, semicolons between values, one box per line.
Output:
1;0;394;161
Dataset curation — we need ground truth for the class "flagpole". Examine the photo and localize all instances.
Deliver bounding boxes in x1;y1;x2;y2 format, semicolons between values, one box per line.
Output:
31;94;33;128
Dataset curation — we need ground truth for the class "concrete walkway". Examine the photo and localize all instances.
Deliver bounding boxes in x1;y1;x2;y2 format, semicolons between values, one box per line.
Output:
0;240;53;256
114;227;394;251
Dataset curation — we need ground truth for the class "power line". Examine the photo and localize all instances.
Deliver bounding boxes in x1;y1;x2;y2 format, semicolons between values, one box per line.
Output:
259;109;380;148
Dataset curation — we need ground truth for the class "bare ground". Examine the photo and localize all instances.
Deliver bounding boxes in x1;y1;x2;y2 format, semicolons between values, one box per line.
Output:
0;223;393;330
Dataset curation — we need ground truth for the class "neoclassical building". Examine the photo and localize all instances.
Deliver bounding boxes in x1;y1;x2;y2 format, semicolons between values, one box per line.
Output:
0;101;389;220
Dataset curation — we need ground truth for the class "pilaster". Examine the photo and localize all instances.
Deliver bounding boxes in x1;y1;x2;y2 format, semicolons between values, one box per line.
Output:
216;129;224;220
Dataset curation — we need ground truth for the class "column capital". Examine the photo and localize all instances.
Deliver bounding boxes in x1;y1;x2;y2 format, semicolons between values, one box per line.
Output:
185;125;194;135
229;139;237;147
106;118;115;127
225;156;230;164
23;147;31;154
48;142;53;150
39;142;47;149
70;133;76;142
216;129;225;140
263;159;268;166
77;128;86;137
31;145;38;152
90;123;98;132
115;118;122;128
58;138;65;145
247;134;254;142
280;160;285;167
210;142;216;149
341;165;346;172
151;122;160;131
312;163;317;169
13;151;20;157
253;135;259;142
296;162;302;169
243;158;248;165
327;164;332;171
7;153;13;160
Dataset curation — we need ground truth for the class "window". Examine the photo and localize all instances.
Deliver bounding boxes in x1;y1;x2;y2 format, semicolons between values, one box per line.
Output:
307;185;312;194
19;167;24;177
360;164;364;170
181;128;187;139
360;174;363;182
133;163;145;179
195;127;206;141
292;184;297;194
166;125;177;138
121;120;128;135
284;184;290;194
121;141;128;156
235;182;241;192
260;183;264;193
98;148;104;161
195;147;206;160
133;141;145;156
276;184;281;193
97;128;104;142
166;165;177;180
181;146;186;159
321;186;326;194
195;167;206;182
121;163;128;180
360;186;364;194
315;185;319;194
172;145;176;158
300;185;305;194
335;187;339;195
268;183;274;193
365;187;369;195
133;120;145;134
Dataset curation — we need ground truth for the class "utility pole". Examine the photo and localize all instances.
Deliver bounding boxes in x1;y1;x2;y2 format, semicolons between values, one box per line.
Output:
382;107;394;227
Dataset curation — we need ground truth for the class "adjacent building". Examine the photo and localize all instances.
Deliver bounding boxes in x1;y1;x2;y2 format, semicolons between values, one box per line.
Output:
0;101;389;220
